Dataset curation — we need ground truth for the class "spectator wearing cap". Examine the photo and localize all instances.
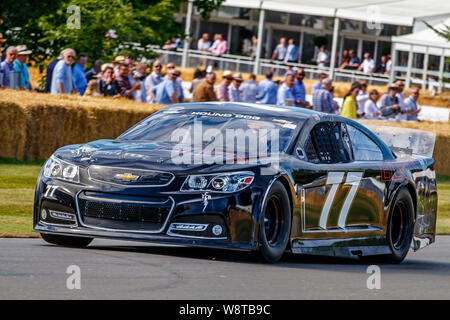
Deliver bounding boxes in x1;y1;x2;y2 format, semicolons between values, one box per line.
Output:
312;78;335;113
51;48;77;94
215;71;233;101
13;45;32;90
193;72;217;102
86;60;104;83
270;38;287;63
145;60;163;103
404;88;421;121
1;46;18;88
277;74;296;106
340;82;361;119
356;80;369;116
73;53;88;95
311;73;327;95
293;68;310;108
257;71;278;105
358;53;375;74
229;73;244;102
152;69;180;105
284;39;299;63
240;74;258;103
379;84;401;118
113;56;125;77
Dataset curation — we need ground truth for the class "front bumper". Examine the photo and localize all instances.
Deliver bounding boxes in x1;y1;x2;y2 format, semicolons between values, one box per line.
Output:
33;175;264;250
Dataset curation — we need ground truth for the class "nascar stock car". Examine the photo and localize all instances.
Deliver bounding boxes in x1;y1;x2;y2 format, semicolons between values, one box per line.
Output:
33;103;437;263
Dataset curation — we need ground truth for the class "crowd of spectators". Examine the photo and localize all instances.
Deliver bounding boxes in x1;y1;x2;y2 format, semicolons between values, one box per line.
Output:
0;42;421;122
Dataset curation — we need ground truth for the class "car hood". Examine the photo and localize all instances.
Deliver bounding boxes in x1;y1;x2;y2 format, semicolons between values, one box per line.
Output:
53;139;274;174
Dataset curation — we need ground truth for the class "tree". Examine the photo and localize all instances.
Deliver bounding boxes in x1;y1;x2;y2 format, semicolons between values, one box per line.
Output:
0;0;224;65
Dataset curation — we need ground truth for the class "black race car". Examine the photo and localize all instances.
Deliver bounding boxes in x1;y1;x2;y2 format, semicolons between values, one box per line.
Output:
33;103;437;263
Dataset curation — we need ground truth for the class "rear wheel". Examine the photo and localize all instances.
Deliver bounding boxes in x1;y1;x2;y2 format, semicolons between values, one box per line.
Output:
41;233;93;248
258;181;291;263
364;188;414;264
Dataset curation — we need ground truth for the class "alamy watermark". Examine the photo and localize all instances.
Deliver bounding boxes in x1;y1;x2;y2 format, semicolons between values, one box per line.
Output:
66;265;81;290
366;265;381;290
67;5;81;30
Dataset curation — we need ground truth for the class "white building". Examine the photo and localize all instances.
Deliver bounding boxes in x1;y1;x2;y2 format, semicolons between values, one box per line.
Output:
168;0;450;89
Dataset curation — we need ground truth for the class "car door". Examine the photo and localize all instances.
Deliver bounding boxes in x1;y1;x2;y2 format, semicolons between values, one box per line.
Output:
290;120;385;240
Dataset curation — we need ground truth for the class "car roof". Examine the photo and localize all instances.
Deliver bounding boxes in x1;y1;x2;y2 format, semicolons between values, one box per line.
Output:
167;102;323;121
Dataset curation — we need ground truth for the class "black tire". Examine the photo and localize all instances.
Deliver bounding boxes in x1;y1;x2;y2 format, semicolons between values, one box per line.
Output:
258;180;291;263
41;233;93;248
364;188;414;264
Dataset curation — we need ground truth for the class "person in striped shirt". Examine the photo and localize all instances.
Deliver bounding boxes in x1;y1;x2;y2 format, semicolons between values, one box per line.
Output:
312;78;335;114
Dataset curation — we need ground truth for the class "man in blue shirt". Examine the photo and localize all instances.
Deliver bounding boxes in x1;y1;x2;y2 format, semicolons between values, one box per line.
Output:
293;68;310;108
50;48;77;94
347;49;361;70
73;53;88;95
311;73;327;95
13;45;32;90
152;69;179;105
1;46;18;88
312;78;335;113
284;38;299;63
257;71;278;105
277;74;296;106
229;73;244;102
404;88;421;121
240;74;258;103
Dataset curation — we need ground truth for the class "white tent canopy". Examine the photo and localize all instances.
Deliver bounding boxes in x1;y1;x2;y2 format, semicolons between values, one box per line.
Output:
392;18;450;56
223;0;450;26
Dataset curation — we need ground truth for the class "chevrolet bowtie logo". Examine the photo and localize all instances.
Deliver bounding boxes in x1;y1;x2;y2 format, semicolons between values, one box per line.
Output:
114;173;139;181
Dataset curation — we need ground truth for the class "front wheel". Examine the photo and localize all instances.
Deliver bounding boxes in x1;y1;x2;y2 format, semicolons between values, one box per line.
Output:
41;233;93;248
258;181;291;263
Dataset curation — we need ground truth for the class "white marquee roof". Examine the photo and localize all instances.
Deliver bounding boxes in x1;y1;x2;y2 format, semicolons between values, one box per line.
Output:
223;0;450;26
392;18;450;55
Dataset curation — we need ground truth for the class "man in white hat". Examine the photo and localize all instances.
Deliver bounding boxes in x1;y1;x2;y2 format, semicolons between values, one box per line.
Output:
13;45;32;90
229;72;243;102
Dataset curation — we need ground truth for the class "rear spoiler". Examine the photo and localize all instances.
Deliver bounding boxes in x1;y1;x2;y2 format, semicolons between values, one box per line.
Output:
362;124;436;158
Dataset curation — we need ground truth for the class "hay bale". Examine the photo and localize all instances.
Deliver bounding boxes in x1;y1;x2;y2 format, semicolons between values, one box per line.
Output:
0;90;163;160
0;100;27;159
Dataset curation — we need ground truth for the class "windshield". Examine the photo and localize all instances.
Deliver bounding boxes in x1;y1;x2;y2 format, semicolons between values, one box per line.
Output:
118;108;302;155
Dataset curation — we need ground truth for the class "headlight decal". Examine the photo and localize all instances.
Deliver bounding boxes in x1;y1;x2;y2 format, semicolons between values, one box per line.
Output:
181;171;254;193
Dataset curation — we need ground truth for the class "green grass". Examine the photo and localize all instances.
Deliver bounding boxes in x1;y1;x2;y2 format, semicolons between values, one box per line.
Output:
0;159;449;237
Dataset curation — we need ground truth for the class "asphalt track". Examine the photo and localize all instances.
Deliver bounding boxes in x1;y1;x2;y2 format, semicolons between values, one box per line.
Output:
0;237;449;299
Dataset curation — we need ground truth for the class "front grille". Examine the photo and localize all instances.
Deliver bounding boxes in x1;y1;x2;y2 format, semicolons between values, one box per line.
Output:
78;192;172;231
88;165;174;186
